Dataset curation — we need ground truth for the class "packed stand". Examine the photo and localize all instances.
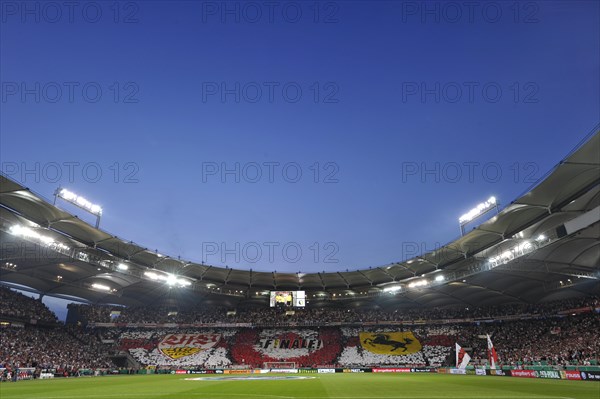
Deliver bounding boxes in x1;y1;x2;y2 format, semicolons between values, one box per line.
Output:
72;296;599;326
457;313;600;367
0;287;57;323
0;325;114;374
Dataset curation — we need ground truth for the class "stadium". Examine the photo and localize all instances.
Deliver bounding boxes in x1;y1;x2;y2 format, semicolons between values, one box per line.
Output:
0;128;599;398
1;2;600;399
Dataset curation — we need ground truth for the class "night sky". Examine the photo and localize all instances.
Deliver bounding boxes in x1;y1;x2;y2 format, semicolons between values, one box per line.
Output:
2;1;599;281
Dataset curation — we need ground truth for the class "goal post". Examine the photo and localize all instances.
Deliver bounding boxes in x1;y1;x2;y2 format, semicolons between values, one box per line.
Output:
263;361;297;370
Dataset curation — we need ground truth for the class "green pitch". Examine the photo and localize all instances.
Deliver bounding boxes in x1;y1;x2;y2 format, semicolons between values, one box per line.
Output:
0;374;598;399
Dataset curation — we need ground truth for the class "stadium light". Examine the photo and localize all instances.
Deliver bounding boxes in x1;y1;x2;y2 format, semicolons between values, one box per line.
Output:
408;280;428;288
144;271;161;280
435;275;445;282
144;271;192;287
9;225;71;253
54;187;102;228
488;240;538;267
91;283;111;291
175;278;191;287
458;196;499;235
10;224;52;244
117;263;129;270
383;285;401;293
166;274;177;286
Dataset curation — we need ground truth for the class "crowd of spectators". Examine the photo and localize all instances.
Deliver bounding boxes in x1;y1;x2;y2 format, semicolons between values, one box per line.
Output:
0;326;113;373
104;313;598;369
69;303;227;324
70;296;599;326
2;312;595;372
0;287;57;324
1;287;598;372
458;313;600;367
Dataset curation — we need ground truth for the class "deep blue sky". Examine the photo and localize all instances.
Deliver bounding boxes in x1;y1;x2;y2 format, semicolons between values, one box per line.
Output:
1;0;599;276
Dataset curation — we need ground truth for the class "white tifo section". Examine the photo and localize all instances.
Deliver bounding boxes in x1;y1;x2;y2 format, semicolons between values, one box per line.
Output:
129;346;231;367
120;329;237;339
254;329;320;359
340;326;457;337
338;345;450;367
421;326;459;335
120;330;155;339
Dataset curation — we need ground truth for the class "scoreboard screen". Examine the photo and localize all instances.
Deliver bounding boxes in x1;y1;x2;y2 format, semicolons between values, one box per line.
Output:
269;291;306;308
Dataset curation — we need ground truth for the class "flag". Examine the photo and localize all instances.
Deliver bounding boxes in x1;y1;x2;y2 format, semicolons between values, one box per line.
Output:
487;334;498;369
359;332;422;355
455;343;471;369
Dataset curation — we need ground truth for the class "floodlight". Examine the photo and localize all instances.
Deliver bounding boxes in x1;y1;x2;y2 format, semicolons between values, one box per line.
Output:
91;283;111;291
458;196;499;235
54;187;103;227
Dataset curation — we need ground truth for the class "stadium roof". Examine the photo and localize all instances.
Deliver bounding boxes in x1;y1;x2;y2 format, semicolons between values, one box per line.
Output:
1;129;599;309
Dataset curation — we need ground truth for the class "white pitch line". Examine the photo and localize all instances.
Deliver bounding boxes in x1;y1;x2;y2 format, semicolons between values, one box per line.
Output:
13;396;576;399
9;394;296;399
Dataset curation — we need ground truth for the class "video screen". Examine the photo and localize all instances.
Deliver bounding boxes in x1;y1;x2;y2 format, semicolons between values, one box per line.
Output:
269;291;305;308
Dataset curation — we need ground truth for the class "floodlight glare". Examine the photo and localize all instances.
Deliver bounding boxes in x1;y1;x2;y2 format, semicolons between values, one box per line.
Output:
459;196;498;224
177;279;192;287
9;225;70;251
54;187;103;228
166;274;177;286
57;189;103;215
144;271;162;280
144;271;191;287
516;241;534;253
488;239;540;267
91;283;111;291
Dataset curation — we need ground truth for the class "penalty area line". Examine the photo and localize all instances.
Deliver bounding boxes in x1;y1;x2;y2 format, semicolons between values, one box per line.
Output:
17;396;577;399
22;394;297;399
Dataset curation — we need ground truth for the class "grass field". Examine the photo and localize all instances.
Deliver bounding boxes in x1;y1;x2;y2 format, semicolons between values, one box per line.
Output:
0;374;598;399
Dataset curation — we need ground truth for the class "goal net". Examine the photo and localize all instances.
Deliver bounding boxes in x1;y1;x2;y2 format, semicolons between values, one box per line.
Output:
263;362;297;370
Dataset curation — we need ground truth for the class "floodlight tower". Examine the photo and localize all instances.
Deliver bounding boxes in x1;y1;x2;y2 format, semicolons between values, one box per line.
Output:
458;196;499;236
54;187;103;228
